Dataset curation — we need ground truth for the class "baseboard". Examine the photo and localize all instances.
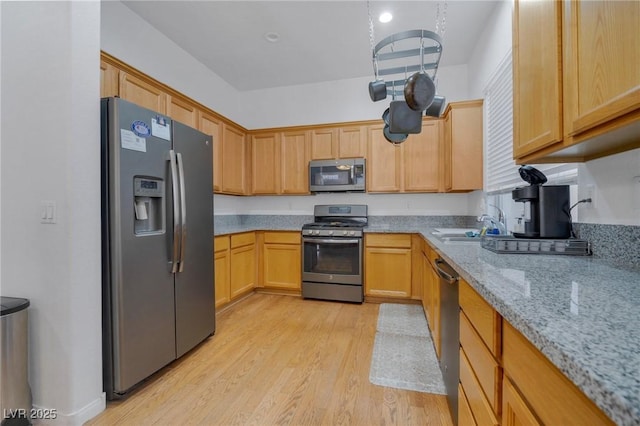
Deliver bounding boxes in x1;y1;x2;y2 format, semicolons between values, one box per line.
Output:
32;393;105;426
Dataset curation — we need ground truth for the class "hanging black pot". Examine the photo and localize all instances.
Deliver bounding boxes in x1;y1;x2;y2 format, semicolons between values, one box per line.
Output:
383;124;408;144
369;80;387;102
404;72;436;111
389;100;422;134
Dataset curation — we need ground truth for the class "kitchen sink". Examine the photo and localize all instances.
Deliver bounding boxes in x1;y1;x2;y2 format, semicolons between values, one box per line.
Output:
431;230;481;245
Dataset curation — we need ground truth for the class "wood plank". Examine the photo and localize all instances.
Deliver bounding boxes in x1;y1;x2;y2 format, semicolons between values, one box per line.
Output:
87;294;453;425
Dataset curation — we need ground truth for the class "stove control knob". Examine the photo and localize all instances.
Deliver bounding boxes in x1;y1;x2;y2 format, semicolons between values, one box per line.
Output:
314;230;320;235
328;231;334;235
343;231;348;235
349;231;356;236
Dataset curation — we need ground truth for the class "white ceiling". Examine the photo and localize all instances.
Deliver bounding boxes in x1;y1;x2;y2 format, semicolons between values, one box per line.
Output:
122;1;500;92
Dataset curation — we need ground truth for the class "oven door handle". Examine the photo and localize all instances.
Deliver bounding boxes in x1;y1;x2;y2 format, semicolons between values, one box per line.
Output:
303;238;361;244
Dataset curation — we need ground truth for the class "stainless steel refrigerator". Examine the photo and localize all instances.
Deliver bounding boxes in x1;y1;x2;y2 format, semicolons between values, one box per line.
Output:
100;97;214;399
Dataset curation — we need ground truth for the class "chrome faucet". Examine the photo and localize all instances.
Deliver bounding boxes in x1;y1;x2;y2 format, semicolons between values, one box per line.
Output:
477;204;507;235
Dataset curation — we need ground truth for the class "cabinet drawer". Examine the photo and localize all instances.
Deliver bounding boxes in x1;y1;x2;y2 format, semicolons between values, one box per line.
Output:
460;311;501;414
214;235;230;252
366;233;411;248
264;231;300;244
503;321;614;426
460;279;501;356
231;232;256;248
459;348;499;426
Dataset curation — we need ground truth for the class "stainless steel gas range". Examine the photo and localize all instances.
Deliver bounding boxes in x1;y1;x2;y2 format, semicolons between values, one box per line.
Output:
301;205;367;303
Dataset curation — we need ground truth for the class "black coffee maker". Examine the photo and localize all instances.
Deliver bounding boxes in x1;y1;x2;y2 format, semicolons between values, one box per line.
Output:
512;166;571;239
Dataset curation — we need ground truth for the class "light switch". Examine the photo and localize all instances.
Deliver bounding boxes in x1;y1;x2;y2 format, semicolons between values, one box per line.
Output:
41;201;56;224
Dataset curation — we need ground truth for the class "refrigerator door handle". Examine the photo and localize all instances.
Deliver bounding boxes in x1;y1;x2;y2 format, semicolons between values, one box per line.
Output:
176;152;187;272
169;150;181;274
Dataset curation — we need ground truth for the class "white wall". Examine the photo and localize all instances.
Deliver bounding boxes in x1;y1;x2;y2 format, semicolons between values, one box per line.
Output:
104;3;478;217
101;1;243;125
1;2;104;424
577;149;640;226
239;64;469;129
217;192;471;216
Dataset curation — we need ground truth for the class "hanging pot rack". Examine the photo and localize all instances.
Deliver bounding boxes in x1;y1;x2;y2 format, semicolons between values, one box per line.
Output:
372;29;443;99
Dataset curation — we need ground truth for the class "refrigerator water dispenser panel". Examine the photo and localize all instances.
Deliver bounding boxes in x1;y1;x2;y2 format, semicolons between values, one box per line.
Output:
133;177;165;235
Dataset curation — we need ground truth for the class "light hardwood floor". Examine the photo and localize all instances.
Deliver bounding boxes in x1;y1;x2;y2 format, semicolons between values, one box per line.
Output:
87;294;452;425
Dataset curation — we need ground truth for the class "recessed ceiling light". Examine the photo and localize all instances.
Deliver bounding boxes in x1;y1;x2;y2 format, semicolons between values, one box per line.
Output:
264;32;280;43
379;12;392;23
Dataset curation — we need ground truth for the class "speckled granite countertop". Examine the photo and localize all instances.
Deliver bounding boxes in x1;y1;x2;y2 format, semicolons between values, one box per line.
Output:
214;221;639;425
368;224;639;426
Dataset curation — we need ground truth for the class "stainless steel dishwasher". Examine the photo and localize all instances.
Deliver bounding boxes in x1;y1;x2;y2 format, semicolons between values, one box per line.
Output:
435;258;460;425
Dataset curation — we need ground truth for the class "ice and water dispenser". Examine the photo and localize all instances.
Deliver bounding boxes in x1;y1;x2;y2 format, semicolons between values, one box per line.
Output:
133;177;165;235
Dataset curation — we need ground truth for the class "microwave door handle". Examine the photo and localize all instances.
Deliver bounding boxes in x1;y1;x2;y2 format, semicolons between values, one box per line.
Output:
350;166;355;183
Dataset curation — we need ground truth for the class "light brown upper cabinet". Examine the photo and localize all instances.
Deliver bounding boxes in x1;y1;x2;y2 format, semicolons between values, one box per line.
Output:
367;124;402;192
513;0;563;159
338;126;368;158
251;132;281;194
118;71;167;114
167;95;197;128
280;130;310;194
249;130;310;195
221;123;249;195
367;119;447;193
310;125;367;160
514;0;640;163
403;119;441;192
310;128;338;160
443;100;483;192
100;60;119;98
199;111;223;192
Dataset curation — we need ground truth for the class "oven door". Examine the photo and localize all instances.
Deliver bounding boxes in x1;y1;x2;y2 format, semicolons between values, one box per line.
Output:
302;237;362;285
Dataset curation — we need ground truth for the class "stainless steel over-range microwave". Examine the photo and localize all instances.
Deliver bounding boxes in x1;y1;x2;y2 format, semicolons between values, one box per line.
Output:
309;158;365;193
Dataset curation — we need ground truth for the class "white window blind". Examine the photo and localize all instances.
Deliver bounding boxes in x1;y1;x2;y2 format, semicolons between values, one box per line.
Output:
484;53;577;194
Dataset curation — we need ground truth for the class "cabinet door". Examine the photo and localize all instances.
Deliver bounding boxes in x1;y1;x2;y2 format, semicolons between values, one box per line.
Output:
310;128;337;160
403;120;441;192
281;130;310;194
230;244;255;298
566;1;640;135
167;95;197;128
251;132;280;194
445;101;483;192
513;0;563;157
100;61;119;98
502;378;541;426
214;250;230;308
119;71;167;114
338;126;367;158
366;125;402;192
503;321;614;426
199;111;222;192
364;247;412;298
263;243;301;290
221;123;248;195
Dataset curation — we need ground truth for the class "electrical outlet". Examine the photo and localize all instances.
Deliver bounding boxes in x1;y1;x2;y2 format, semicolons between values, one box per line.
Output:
583;184;595;209
40;201;57;224
633;176;640;211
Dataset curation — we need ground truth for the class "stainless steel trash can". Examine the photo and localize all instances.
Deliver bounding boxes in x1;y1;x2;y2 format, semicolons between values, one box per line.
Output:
1;297;31;426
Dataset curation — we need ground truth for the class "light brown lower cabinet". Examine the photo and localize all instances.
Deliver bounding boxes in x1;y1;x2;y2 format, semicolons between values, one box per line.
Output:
229;232;256;299
364;234;412;298
214;236;231;308
502;321;614;426
261;231;301;291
